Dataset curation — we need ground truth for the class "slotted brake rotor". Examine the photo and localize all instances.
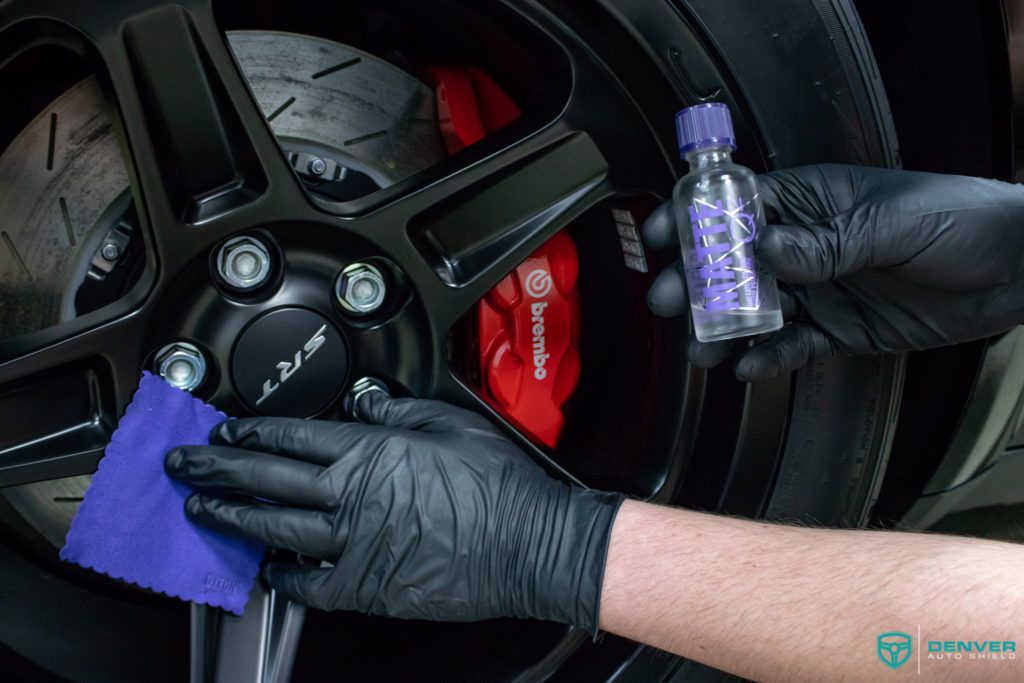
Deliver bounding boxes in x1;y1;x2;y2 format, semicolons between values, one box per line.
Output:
0;30;445;549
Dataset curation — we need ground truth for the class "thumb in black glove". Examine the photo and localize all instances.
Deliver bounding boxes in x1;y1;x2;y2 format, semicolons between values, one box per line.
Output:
645;164;1024;381
164;392;622;633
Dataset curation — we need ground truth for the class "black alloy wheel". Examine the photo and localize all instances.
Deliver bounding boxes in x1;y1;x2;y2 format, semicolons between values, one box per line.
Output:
0;0;906;681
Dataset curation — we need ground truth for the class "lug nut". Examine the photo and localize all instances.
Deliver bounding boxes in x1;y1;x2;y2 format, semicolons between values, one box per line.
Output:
156;342;207;392
343;377;390;422
336;263;387;314
217;236;272;290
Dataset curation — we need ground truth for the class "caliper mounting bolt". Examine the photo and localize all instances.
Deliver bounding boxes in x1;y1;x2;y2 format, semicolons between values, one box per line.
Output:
307;157;328;176
100;241;122;261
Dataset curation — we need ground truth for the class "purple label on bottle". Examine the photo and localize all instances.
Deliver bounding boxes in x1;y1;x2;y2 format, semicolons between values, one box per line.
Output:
689;197;760;312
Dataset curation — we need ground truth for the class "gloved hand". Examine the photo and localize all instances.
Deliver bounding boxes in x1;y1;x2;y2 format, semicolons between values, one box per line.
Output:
164;393;622;632
645;164;1024;381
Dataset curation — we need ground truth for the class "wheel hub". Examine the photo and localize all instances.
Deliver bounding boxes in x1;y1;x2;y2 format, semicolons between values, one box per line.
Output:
232;307;348;417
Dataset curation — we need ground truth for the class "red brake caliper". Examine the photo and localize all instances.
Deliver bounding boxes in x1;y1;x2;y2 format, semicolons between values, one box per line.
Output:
422;65;581;447
419;65;522;154
478;232;581;447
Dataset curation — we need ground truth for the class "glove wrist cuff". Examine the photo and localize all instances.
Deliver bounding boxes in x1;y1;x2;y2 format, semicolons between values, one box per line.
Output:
520;487;624;635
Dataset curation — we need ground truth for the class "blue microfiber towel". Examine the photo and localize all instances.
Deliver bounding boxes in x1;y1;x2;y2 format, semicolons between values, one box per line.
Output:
60;372;264;615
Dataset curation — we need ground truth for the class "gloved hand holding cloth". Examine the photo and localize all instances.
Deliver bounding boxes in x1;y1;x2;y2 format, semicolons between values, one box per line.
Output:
165;391;623;632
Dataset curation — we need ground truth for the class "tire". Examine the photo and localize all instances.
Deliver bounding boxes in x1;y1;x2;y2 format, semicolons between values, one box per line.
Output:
551;1;904;678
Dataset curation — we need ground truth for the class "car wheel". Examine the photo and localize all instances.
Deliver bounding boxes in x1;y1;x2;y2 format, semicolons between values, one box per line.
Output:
0;1;902;680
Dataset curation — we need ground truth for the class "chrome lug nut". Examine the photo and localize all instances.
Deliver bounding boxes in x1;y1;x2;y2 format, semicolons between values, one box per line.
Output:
336;263;387;314
156;342;207;392
217;236;271;289
343;376;390;422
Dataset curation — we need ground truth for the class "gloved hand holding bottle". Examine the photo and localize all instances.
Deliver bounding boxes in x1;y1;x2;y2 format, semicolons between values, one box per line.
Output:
645;163;1024;380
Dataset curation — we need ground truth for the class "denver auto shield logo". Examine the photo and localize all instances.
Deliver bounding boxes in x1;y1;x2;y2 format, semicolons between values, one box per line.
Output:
878;632;913;670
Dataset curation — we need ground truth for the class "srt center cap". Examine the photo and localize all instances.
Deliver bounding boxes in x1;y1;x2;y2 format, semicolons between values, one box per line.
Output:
232;308;348;417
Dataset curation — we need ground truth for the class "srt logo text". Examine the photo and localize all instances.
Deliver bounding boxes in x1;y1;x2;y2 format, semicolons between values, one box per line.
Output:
256;325;327;406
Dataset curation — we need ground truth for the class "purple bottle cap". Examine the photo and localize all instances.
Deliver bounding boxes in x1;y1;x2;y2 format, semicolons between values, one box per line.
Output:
675;102;736;156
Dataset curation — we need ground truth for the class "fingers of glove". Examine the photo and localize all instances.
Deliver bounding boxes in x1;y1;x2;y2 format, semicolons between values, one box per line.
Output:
264;562;335;610
687;336;740;369
732;323;836;382
757;223;845;284
357;391;499;435
778;287;801;320
759;166;926;281
647;262;688;318
757;165;856;224
211;417;385;467
759;218;914;284
186;495;339;560
641;200;677;250
165;446;333;509
756;173;783;224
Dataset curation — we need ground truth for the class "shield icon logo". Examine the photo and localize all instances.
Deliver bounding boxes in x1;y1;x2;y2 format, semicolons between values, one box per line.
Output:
877;632;913;669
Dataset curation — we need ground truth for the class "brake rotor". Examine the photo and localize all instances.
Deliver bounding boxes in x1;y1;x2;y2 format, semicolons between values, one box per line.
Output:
1;30;445;548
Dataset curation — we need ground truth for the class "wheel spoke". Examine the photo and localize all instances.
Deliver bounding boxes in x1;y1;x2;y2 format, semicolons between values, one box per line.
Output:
0;435;105;490
190;580;306;683
0;311;146;487
367;127;610;334
93;2;309;265
433;369;585;488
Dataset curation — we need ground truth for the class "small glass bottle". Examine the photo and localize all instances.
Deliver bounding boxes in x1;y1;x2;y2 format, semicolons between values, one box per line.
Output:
673;103;783;342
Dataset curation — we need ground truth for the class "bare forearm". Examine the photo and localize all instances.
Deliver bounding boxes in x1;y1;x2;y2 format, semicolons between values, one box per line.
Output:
599;500;1024;682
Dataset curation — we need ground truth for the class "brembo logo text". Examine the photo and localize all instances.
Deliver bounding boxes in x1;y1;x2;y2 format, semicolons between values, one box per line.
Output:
526;267;552;381
531;302;549;380
256;325;327;406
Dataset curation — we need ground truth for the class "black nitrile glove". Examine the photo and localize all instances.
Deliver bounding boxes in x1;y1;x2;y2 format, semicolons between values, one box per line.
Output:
645;164;1024;381
164;392;622;632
